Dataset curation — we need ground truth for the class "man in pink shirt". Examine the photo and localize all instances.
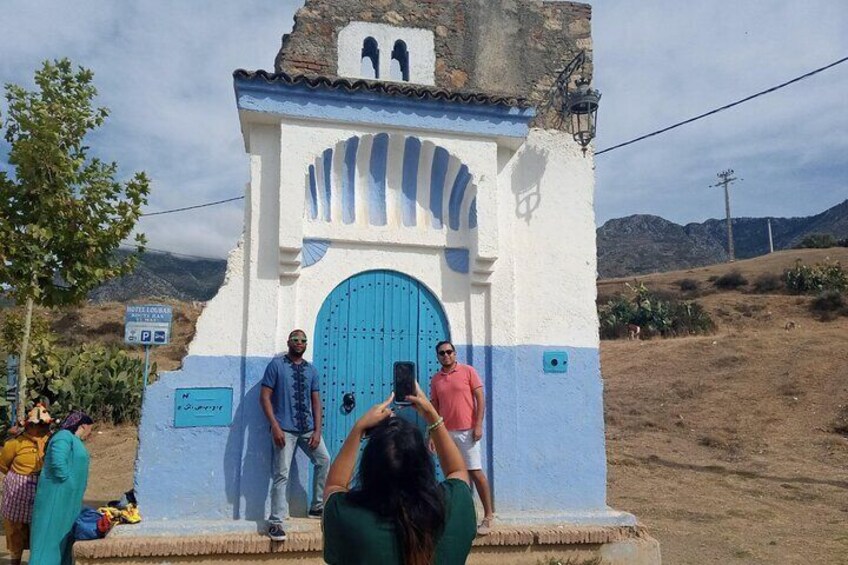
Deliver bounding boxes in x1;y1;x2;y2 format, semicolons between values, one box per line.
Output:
429;340;494;536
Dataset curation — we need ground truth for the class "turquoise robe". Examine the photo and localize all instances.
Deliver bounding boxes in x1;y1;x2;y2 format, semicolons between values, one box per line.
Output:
30;429;90;565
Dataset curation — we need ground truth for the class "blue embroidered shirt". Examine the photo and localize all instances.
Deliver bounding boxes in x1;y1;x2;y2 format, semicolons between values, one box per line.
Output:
261;355;321;433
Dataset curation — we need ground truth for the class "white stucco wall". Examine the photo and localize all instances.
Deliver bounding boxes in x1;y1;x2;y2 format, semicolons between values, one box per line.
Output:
497;129;600;348
337;22;436;85
188;119;598;356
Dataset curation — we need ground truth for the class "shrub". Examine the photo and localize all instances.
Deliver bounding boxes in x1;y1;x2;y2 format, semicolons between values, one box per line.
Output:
783;260;848;294
810;290;848;320
713;270;748;290
0;313;152;424
797;233;838;249
678;278;700;292
752;273;782;293
832;406;848;438
598;282;715;339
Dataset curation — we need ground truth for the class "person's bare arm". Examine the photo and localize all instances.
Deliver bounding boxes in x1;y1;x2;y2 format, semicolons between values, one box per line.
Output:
472;386;485;442
408;384;469;484
324;394;394;501
309;391;322;449
260;387;285;448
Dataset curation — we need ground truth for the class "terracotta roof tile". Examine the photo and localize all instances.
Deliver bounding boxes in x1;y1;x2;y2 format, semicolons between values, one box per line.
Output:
233;70;533;109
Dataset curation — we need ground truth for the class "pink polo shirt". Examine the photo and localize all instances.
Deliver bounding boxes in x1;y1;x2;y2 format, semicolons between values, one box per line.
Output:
430;363;483;431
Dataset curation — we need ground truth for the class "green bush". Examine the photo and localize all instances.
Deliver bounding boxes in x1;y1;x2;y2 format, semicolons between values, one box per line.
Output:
713;270;748;290
752;273;783;293
783;260;848;294
598;282;715;339
678;278;700;292
797;233;838;249
810;290;847;316
0;312;153;424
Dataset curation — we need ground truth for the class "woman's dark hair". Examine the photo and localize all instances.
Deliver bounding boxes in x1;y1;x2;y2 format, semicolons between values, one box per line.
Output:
348;417;445;565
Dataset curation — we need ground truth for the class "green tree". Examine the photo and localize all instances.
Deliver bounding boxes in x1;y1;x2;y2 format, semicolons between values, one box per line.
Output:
0;58;149;420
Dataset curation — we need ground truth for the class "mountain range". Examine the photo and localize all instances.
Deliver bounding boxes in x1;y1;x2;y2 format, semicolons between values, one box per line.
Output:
84;199;848;301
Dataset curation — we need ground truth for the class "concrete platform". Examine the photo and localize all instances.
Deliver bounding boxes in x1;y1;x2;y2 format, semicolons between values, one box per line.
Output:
74;522;661;564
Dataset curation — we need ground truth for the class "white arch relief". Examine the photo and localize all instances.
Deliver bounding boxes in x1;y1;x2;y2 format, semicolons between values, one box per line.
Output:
304;134;478;233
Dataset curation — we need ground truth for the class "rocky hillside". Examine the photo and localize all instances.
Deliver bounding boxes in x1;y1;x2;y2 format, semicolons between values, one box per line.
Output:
597;199;848;278
79;200;848;301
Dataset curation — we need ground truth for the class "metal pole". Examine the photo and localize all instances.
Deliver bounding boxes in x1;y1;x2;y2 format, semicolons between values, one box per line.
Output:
724;183;734;261
710;169;739;262
767;219;774;253
143;345;151;389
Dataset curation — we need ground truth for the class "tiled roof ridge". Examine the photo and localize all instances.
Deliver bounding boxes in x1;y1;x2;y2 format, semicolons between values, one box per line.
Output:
233;69;533;109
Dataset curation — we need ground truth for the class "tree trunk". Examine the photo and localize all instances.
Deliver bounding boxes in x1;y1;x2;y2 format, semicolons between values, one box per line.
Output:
16;297;34;423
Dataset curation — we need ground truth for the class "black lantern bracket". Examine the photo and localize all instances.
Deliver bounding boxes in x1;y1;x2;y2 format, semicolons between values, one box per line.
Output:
544;50;602;155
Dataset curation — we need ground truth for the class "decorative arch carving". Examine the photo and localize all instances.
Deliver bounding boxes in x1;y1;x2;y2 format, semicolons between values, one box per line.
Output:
305;134;478;233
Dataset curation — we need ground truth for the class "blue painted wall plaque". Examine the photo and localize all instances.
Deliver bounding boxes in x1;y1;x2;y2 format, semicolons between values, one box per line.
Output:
542;351;568;374
174;388;233;428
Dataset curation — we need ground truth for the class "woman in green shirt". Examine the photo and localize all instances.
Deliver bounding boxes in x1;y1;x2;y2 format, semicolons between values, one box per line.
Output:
323;385;476;565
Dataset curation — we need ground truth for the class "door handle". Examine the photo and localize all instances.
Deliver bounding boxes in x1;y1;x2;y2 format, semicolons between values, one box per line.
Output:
342;392;356;414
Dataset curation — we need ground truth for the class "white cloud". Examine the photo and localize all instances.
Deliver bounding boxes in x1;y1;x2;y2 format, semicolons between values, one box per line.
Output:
2;1;846;257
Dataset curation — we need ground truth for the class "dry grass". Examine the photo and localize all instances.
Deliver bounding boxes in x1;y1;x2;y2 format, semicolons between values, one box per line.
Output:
603;251;848;563
4;249;848;563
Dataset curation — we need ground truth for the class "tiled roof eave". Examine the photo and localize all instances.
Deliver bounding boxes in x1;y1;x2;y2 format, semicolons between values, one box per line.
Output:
233;69;534;111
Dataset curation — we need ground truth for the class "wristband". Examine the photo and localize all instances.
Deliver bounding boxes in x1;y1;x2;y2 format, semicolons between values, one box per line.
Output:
426;416;445;434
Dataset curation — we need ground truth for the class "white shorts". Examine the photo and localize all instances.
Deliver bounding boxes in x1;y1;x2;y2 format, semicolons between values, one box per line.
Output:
449;429;482;471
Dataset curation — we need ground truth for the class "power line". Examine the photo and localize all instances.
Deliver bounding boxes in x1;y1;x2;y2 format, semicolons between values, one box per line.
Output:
121;243;225;261
140;196;244;217
596;55;848;156
139;56;848;219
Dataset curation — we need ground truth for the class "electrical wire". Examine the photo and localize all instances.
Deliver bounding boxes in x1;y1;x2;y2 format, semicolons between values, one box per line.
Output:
596;55;848;156
139;195;244;217
121;243;225;261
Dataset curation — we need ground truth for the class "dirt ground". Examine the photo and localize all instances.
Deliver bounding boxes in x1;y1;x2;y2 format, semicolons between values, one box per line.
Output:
2;248;847;564
603;249;848;564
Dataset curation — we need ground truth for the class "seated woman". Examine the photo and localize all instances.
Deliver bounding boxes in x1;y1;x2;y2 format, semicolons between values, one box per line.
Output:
323;385;476;565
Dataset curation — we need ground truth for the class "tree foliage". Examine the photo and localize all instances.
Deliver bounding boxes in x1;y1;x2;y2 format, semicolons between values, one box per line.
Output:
0;58;149;306
0;58;149;420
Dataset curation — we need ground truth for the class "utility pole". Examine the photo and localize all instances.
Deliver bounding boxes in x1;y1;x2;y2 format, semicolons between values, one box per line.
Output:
767;219;774;253
710;169;740;261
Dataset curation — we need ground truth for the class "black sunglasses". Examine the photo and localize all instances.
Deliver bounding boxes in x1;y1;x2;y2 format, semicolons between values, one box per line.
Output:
437;349;455;356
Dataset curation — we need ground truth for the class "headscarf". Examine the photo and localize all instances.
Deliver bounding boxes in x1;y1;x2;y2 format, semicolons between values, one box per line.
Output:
25;403;53;426
60;410;93;434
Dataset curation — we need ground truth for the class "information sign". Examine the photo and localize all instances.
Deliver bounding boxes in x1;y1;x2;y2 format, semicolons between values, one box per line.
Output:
125;305;173;345
174;388;233;428
5;355;18;402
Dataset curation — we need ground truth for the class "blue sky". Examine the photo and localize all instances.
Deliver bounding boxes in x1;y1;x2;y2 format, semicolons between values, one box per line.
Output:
2;1;846;258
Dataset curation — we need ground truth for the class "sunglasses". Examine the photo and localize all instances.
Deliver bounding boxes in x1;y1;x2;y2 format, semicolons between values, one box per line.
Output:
437;349;454;356
289;338;308;344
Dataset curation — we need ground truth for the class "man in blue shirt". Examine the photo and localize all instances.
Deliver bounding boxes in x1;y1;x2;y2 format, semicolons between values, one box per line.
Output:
260;329;330;541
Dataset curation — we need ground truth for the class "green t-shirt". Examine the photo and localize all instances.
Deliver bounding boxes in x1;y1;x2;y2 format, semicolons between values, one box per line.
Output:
323;478;477;565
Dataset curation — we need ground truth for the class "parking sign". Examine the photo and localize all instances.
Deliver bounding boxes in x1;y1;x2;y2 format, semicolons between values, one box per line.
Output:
125;305;173;346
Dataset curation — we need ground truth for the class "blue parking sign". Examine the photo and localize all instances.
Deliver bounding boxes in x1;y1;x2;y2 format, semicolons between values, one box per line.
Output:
125;305;172;346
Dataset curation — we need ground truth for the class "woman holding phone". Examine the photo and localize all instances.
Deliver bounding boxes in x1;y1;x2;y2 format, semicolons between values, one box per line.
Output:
322;384;476;565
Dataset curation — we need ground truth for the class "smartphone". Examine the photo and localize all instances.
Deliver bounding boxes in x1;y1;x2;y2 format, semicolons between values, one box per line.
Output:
393;361;417;405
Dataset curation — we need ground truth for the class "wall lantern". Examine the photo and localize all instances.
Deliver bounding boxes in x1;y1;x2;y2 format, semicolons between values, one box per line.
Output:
552;50;602;155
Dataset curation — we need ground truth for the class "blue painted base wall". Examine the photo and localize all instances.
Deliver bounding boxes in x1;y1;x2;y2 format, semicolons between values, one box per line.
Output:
134;344;612;527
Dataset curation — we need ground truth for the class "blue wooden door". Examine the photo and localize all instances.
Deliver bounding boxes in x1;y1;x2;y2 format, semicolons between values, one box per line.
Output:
313;270;449;456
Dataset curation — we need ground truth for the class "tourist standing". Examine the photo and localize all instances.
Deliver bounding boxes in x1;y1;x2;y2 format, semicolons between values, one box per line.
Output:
259;329;331;541
430;340;495;535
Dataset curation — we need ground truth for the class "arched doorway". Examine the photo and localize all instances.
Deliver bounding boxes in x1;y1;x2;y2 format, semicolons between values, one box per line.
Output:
313;270;450;456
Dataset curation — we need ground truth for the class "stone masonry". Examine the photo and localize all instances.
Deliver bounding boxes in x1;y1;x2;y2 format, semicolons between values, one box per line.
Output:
273;0;594;129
